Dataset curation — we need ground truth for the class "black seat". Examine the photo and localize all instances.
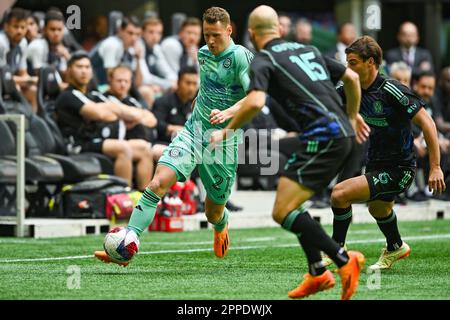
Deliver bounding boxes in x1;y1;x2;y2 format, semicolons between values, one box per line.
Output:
63;27;83;52
108;11;123;36
0;117;64;217
37;66;114;178
0;66;104;184
0;118;64;182
0;67;64;183
0;119;19;184
171;13;186;35
0;119;19;215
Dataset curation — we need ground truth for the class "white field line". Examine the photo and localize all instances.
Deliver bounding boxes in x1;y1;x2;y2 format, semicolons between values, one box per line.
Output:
0;240;51;244
146;237;276;245
0;233;450;264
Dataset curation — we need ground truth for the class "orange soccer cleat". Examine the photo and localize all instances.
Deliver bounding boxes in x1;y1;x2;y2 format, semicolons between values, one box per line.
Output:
337;251;365;300
288;270;336;299
213;223;230;258
94;250;129;267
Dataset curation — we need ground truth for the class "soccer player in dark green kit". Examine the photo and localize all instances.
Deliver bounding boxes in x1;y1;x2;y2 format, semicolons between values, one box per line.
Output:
326;36;445;270
211;5;367;300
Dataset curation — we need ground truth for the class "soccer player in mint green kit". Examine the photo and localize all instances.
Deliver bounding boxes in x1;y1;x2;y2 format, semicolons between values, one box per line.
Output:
95;7;253;266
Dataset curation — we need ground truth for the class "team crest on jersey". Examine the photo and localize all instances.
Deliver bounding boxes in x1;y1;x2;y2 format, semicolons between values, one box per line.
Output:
223;57;232;69
199;58;205;65
169;148;182;158
400;96;409;106
373;101;383;114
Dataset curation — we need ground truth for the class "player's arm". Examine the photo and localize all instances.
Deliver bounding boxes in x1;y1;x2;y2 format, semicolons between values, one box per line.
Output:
341;68;369;144
325;54;369;144
80;102;119;122
140;109;158;128
13;69;38;86
210;90;266;144
225;90;266;129
210;96;246;125
412;108;446;195
340;68;360;119
133;43;144;87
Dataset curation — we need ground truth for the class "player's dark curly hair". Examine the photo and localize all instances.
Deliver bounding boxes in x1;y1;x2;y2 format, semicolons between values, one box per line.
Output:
346;36;383;69
202;7;230;26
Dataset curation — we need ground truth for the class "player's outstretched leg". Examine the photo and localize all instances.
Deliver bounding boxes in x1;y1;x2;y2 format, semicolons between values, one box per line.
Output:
94;165;177;266
205;197;230;258
336;251;365;300
280;206;365;300
288;231;336;299
274;177;364;300
288;270;336;299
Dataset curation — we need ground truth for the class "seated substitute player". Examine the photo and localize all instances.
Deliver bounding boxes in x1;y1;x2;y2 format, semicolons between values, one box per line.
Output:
104;64;158;144
55;51;156;190
326;36;445;270
95;7;253;264
211;5;367;300
27;9;72;78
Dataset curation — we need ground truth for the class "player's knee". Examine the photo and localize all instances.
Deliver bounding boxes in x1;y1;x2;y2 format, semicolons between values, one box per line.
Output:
368;204;392;218
147;177;169;197
271;208;285;225
138;141;153;158
144;141;152;152
331;184;348;207
116;141;133;160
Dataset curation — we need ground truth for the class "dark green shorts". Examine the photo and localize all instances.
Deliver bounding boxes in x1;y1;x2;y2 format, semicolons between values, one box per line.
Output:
282;137;354;193
365;165;416;202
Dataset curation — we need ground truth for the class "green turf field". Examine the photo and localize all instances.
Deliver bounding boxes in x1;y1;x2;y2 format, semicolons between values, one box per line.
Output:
0;220;449;300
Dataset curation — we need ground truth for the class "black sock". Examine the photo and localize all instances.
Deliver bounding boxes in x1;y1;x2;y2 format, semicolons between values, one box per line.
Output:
282;207;349;268
331;206;352;247
375;210;403;251
297;235;326;276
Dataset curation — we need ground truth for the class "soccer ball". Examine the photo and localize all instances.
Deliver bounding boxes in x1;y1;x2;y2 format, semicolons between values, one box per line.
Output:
103;227;140;262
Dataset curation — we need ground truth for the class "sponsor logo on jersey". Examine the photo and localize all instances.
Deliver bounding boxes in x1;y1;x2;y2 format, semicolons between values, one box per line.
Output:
373;101;383;114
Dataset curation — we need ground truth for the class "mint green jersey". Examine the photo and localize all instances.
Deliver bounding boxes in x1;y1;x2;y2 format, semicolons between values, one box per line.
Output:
191;40;253;131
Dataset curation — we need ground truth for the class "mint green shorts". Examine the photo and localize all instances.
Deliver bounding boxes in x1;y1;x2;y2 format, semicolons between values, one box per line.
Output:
158;127;238;205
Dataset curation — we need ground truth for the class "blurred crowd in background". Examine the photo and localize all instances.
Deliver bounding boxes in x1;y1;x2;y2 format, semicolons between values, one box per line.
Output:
1;5;450;209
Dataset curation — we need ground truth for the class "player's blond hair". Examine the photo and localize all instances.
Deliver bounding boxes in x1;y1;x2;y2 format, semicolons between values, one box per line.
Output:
203;7;230;26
